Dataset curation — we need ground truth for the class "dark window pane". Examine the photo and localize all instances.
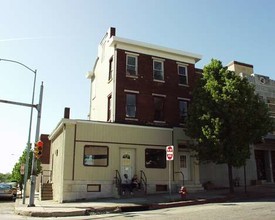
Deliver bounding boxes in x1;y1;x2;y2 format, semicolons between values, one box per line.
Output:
179;100;188;123
126;94;136;117
154;97;164;121
145;148;166;168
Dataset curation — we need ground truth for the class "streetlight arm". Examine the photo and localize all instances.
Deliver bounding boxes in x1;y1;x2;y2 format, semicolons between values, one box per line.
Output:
0;58;36;74
0;58;37;205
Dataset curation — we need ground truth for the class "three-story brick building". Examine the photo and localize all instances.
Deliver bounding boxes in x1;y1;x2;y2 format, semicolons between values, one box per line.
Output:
49;27;203;202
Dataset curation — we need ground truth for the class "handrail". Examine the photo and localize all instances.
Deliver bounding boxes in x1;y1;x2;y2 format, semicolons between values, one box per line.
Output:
175;171;184;186
115;170;122;195
115;170;122;189
140;170;147;194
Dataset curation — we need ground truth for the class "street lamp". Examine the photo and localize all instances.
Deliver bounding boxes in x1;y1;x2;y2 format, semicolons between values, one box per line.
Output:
0;58;36;204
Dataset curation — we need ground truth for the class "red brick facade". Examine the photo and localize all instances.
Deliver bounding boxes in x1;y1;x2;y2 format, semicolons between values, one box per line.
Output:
114;49;200;127
40;134;50;164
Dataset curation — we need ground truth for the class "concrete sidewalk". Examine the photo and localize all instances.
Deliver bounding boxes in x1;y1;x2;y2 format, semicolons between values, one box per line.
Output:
14;184;275;217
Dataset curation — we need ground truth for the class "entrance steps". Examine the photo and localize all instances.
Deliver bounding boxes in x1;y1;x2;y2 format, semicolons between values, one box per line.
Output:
39;183;53;200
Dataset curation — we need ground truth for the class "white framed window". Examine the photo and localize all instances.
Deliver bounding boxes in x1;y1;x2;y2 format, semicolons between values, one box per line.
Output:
126;93;137;118
178;65;188;85
126;54;138;76
107;94;112;121
108;56;113;81
153;96;165;121
153;60;164;81
179;99;188;124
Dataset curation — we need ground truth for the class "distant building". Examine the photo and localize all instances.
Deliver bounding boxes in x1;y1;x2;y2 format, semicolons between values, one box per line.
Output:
199;61;275;187
228;61;275;183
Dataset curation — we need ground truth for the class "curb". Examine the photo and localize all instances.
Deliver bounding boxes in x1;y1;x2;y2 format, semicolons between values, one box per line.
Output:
15;207;88;217
150;196;232;210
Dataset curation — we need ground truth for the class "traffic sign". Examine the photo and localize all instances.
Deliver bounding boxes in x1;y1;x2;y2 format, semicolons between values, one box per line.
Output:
166;145;174;161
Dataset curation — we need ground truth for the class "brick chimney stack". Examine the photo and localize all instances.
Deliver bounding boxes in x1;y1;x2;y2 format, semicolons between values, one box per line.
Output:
109;27;116;38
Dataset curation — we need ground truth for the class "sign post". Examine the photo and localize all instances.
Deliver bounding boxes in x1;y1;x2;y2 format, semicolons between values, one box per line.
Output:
166;145;174;198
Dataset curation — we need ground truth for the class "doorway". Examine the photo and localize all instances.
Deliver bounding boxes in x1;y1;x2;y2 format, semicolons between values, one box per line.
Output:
120;148;136;180
179;152;190;181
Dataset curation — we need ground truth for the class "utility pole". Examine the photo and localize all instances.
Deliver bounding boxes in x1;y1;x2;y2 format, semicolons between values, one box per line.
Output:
28;82;44;207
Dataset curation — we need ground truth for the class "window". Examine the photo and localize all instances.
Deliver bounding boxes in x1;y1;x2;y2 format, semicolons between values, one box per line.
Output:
108;56;113;81
107;95;112;121
153;60;164;81
126;93;136;118
154;96;165;121
145;148;166;168
178;65;188;85
179;100;188;124
180;155;187;168
126;55;137;76
83;145;108;167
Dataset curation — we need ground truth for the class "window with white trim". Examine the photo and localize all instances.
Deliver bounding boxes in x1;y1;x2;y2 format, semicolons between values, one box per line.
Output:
126;93;136;118
108;56;113;81
107;94;112;121
178;65;188;85
154;96;165;121
153;60;164;81
126;55;137;76
179;100;188;124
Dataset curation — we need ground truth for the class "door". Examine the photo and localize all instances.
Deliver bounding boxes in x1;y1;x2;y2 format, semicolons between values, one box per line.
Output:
120;148;136;180
179;152;190;181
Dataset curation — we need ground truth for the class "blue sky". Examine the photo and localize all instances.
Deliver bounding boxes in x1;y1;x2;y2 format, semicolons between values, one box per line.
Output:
0;0;274;173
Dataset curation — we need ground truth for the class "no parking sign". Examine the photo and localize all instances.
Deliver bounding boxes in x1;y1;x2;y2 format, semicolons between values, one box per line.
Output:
166;145;174;161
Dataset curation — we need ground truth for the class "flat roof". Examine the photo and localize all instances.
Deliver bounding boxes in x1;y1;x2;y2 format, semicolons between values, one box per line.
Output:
110;36;202;63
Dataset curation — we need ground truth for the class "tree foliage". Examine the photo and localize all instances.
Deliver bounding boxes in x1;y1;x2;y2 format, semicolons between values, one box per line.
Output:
0;173;12;182
11;148;42;190
186;59;273;192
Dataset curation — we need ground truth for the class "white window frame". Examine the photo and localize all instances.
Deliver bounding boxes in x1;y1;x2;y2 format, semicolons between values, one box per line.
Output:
178;97;190;124
153;94;166;122
153;58;164;82
126;52;138;77
125;93;137;118
178;64;188;85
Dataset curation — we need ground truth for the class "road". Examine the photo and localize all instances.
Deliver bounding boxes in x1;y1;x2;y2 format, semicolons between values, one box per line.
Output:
0;198;275;220
90;198;275;220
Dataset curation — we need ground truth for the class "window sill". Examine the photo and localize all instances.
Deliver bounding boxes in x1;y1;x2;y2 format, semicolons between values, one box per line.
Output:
153;120;166;124
153;79;165;83
126;74;138;79
125;117;138;121
179;84;189;87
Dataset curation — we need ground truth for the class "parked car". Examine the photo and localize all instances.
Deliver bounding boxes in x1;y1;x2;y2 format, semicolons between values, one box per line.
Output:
6;182;18;197
0;183;16;201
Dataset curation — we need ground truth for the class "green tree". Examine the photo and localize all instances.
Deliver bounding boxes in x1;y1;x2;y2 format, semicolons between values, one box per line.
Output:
0;173;12;182
11;149;42;191
186;59;273;193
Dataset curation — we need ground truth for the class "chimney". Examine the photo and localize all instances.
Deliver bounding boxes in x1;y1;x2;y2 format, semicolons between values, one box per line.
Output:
64;107;70;119
109;27;116;38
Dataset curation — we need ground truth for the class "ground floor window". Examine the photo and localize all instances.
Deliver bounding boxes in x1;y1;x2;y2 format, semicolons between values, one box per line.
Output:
145;148;166;168
83;145;109;167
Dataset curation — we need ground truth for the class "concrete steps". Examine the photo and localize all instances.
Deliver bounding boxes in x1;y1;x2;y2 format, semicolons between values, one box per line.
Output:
40;183;53;200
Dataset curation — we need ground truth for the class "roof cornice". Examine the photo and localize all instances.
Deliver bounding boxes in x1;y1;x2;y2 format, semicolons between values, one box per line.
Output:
109;36;202;63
